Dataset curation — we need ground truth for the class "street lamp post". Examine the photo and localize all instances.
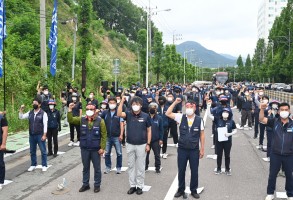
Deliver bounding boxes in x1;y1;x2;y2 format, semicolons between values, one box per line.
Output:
183;50;194;84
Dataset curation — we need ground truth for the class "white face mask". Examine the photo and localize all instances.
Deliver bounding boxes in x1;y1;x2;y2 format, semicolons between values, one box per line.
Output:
222;112;229;119
142;91;147;95
152;90;155;93
72;97;77;101
101;104;107;109
167;97;173;102
192;88;196;92
49;105;54;110
89;94;93;99
259;92;264;96
86;110;94;117
279;111;290;119
117;100;121;104
216;91;221;95
186;108;194;116
130;93;135;97
272;104;278;109
43;90;49;95
109;104;117;110
132;105;141;112
262;99;268;104
245;93;249;96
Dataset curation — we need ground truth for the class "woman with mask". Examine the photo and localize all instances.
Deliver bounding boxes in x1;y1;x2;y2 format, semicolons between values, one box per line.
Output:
207;102;237;175
68;93;82;147
68;102;106;193
47;100;61;157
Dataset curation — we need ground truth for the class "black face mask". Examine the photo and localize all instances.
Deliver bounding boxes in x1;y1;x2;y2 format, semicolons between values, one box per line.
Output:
33;104;39;110
149;109;156;114
220;101;227;106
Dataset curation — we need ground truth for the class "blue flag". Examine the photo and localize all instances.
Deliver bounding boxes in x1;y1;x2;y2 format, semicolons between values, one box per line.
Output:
0;0;7;78
49;0;58;76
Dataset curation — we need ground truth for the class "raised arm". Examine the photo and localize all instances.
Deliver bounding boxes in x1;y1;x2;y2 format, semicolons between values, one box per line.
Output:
117;96;127;118
259;103;268;124
166;98;182;120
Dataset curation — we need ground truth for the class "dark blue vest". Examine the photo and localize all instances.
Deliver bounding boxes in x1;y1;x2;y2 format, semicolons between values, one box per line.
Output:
126;111;149;145
150;115;161;142
47;109;59;129
178;115;201;150
158;105;169;128
72;102;81;117
272;118;293;155
215;118;233;142
80;117;102;150
102;110;121;137
29;110;44;135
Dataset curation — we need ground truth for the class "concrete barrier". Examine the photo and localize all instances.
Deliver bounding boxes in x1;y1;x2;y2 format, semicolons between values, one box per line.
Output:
264;90;293;105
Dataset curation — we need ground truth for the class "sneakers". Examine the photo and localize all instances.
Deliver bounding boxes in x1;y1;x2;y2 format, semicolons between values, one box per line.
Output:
42;166;47;172
162;153;168;159
28;166;36;172
104;168;111;174
238;126;244;130
244;125;248;128
0;184;3;190
211;145;215;149
73;141;80;147
287;197;293;200
225;170;232;176
215;169;222;175
116;168;121;174
68;141;74;147
249;127;253;130
265;194;274;200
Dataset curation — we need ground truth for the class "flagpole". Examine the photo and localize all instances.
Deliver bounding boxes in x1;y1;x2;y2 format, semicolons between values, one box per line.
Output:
3;39;5;111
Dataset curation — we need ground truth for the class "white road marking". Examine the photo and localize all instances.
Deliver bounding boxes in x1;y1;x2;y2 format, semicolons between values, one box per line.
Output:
276;192;287;198
206;155;217;160
146;167;163;172
185;186;204;194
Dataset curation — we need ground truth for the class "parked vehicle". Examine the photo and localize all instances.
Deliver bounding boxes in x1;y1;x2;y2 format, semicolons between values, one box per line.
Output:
276;83;287;91
271;83;284;90
283;84;293;93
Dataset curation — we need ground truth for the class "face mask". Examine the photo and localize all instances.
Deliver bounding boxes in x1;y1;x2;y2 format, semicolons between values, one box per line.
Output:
109;104;117;110
142;91;147;95
130;93;135;97
186;108;194;116
89;94;93;99
101;104;107;109
245;93;249;96
272;104;278;109
86;110;94;117
220;101;227;106
43;90;49;95
149;108;156;114
125;92;129;95
192;88;196;92
159;100;165;105
72;97;77;101
152;90;155;93
259;92;264;96
117;100;121;104
262;99;268;104
33;104;38;110
118;90;122;93
167;97;173;102
280;111;290;119
49;105;54;110
225;91;229;94
216;91;221;95
222;112;229;119
132;105;141;112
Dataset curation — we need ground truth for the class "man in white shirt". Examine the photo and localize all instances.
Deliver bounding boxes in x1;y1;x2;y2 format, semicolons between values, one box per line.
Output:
166;98;205;199
19;99;48;172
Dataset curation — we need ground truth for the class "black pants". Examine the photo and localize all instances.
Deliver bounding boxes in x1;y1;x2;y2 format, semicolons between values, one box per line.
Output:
0;151;4;184
266;130;273;158
146;140;161;170
47;128;58;155
254;111;260;137
195;105;200;116
169;122;178;144
259;123;266;145
216;141;232;171
69;123;80;142
241;110;252;127
212;122;217;154
162;127;169;154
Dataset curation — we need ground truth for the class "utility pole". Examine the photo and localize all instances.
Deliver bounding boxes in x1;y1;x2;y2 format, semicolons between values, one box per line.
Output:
146;0;150;87
40;0;47;77
72;14;77;81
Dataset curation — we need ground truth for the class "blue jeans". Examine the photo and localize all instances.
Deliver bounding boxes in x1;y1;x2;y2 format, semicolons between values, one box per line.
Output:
81;148;101;187
267;153;293;197
105;137;122;169
0;151;4;184
177;148;199;194
29;134;47;167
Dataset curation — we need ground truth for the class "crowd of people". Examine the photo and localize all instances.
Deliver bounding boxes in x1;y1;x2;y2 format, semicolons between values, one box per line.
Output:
0;81;292;200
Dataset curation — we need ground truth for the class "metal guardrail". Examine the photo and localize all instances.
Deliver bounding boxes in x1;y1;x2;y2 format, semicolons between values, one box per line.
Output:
264;90;293;105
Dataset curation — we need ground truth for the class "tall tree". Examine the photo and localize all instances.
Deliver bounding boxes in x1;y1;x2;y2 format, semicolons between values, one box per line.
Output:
137;29;147;84
152;32;164;82
245;54;252;80
236;55;244;67
78;0;93;88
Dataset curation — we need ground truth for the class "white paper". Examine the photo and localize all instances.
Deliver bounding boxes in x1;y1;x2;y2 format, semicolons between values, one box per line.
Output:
217;127;228;142
206;155;217;160
276;192;287;198
142;185;152;192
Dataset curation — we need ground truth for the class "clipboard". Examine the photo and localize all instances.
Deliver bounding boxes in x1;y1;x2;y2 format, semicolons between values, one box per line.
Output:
217;127;228;142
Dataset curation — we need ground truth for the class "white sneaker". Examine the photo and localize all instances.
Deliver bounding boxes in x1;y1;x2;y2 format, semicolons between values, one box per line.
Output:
73;141;80;147
28;166;36;172
42;166;47;172
68;141;74;147
265;194;274;200
211;145;215;149
238;126;244;130
287;197;293;200
162;153;168;159
0;184;3;190
244;125;248;128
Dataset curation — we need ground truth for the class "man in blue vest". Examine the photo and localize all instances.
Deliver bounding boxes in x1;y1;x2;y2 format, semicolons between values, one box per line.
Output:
260;102;293;200
100;97;124;174
68;102;106;193
145;102;163;173
0;114;8;190
166;98;205;199
68;92;82;147
19;99;48;172
117;96;151;195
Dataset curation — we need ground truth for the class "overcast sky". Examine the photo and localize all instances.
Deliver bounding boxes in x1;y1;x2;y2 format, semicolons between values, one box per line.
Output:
131;0;260;58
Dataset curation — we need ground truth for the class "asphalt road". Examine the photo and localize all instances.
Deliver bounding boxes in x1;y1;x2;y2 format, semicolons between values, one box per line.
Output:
1;109;288;200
